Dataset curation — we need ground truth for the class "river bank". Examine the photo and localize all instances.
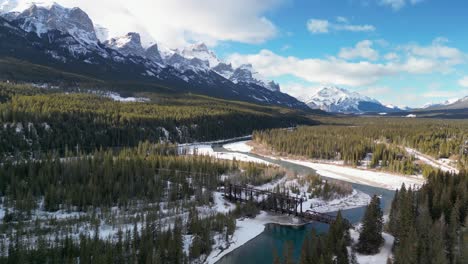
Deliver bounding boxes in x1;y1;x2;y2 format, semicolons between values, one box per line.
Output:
233;140;425;191
203;140;377;263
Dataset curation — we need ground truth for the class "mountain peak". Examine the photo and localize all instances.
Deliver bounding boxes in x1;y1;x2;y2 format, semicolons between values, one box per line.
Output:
105;32;145;57
186;42;209;52
422;98;460;109
303;86;396;114
145;43;163;63
181;42;220;67
10;2;98;45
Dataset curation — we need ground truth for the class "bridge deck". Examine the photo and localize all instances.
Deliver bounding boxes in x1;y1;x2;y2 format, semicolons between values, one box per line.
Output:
223;184;351;227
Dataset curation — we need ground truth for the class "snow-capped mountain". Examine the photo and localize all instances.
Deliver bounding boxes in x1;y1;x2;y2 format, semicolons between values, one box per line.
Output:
13;3;99;46
0;2;308;110
303;86;402;114
422;96;468;110
145;43;163;64
422;98;460;109
105;32;146;57
209;63;280;92
181;43;220;67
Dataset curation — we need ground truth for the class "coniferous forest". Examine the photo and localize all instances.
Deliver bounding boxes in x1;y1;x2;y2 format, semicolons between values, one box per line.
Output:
253;119;468;174
0;81;467;264
387;170;467;264
0;82;313;162
0;141;289;263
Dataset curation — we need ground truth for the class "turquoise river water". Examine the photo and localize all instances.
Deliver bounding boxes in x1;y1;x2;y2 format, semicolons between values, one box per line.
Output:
212;146;395;264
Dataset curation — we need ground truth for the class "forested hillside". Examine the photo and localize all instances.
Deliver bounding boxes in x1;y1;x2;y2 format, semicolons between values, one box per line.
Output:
253;118;468;174
0;82;315;161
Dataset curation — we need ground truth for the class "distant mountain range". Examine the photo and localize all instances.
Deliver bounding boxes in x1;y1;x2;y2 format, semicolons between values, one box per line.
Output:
0;2;466;116
0;3;308;110
421;97;468;110
300;86;408;114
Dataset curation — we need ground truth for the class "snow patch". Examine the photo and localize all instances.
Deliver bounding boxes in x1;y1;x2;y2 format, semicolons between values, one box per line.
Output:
223;141;253;153
350;224;395;264
106;92;150;102
283;159;424;190
405;147;459;174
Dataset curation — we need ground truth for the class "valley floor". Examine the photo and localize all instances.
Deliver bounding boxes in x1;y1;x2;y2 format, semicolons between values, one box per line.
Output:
281;159;424;191
202;140;374;263
227;141;425;190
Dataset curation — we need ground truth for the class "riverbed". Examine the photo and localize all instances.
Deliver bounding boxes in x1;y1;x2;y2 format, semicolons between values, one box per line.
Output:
212;142;396;264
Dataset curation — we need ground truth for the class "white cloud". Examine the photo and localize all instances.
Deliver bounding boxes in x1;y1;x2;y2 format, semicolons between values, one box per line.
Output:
360;86;392;97
307;18;375;34
335;24;376;32
339;40;379;61
422;89;468;99
280;44;291;51
384;52;399;61
307;19;330;33
336;16;349;23
228;39;467;88
379;0;424;10
399;39;467;73
403;40;465;64
280;82;322;100
458;76;468;87
229;49;396;87
2;0;282;47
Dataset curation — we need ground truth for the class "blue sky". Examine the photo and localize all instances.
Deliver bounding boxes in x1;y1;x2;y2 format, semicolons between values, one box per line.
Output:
4;0;468;107
212;0;468;107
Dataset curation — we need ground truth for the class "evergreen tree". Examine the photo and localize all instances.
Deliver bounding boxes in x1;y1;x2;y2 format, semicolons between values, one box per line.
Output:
356;195;384;254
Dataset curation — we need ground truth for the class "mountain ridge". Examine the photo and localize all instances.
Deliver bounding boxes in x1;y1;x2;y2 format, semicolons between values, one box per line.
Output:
302;86;404;114
0;2;309;111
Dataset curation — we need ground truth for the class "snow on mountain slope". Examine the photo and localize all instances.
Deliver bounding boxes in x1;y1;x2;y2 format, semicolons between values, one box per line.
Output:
0;2;310;110
422;96;468;110
13;3;99;46
181;43;220;67
422;98;460;109
303;86;397;114
105;32;146;57
164;43;281;92
145;43;163;64
94;24;109;42
210;63;279;92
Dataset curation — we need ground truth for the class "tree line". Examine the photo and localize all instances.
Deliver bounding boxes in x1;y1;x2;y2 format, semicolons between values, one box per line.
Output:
254;119;468;174
0;82;313;161
388;170;467;264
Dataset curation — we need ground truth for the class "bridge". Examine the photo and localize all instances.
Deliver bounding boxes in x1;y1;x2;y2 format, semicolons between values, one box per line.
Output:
223;184;351;227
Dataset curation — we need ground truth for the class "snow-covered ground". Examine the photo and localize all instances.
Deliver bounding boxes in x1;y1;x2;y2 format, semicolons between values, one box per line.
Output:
223;141;253;153
350;224;395;264
179;144;272;165
252;175;371;213
283;159;424;191
106;92;150;102
304;189;371;213
405;147;459;174
205;211;270;264
205;184;371;263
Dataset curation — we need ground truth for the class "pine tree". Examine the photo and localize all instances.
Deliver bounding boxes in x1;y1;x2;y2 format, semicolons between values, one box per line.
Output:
356;195;384;254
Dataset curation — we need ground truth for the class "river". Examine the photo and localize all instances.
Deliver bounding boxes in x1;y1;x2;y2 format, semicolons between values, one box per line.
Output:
212;145;395;264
